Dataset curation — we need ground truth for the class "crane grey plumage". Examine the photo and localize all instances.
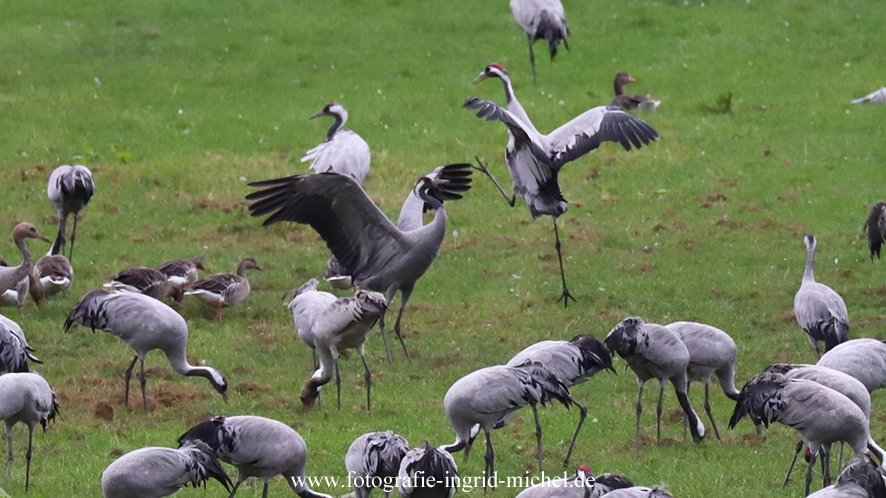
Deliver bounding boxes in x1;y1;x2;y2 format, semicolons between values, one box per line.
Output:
807;454;886;498
467;63;658;306
299;290;387;412
103;266;177;301
864;202;886;260
302;103;371;185
665;321;740;440
397;441;459;498
286;278;337;371
0;314;41;373
0;224;51;299
101;440;232;498
178;415;333;498
515;466;634;498
0;258;28;313
604;317;705;448
47;164;94;262
817;339;886;393
247;164;472;364
0;372;59;490
851;87;886;105
794;234;849;358
442;362;575;488
345;431;410;498
27;239;73;306
506;334;614;464
156;256;208;302
601;486;673;498
64;289;228;409
729;372;885;495
509;0;568;86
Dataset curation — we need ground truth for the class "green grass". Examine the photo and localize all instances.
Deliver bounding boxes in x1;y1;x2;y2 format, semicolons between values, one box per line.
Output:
2;0;886;496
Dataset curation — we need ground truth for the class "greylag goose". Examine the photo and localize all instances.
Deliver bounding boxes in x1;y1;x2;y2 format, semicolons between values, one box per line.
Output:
510;0;569;86
0;223;51;298
103;266;176;301
302;102;371;185
0;258;29;312
610;72;660;111
47;164;94;262
156;256;208;301
0;313;42;372
184;257;263;321
851;87;886;105
28;238;74;306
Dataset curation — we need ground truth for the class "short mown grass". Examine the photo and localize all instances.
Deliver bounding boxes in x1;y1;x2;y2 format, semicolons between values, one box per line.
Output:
2;0;886;496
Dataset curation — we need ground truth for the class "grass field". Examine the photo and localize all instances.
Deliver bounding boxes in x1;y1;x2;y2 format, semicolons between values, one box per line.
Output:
2;0;886;496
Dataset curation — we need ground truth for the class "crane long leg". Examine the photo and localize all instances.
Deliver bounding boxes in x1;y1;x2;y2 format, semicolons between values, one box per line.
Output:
359;349;372;412
471;156;516;207
563;396;587;466
822;445;832;488
552;218;576;307
139;357;148;411
805;451;817;497
635;381;645;450
532;404;544;472
227;479;243;498
392;288;412;362
682;379;691;438
378;313;393;365
483;427;495;491
5;423;13;489
123;355;139;407
262;482;269;498
656;379;666;444
69;212;79;263
335;362;342;411
55;210;67;258
673;378;704;441
311;350;322;410
527;34;537;87
703;382;721;440
783;439;804;487
24;427;32;491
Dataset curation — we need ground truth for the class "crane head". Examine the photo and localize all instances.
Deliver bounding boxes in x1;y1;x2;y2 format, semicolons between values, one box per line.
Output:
310;102;348;121
804;233;816;252
473;62;509;85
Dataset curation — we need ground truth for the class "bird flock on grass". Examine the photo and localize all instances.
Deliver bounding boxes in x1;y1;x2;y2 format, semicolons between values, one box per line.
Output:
2;1;886;497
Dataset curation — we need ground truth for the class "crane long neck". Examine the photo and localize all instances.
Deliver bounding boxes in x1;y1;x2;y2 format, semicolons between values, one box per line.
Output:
326;113;346;141
803;245;815;283
498;74;536;134
165;347;199;376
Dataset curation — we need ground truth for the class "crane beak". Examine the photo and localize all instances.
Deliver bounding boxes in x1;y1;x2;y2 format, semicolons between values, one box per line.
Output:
221;392;228;403
472;72;488;85
308;110;325;120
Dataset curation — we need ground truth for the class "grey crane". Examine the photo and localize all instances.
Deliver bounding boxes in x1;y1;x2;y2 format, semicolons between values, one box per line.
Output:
611;72;660;111
0;258;28;313
729;372;885;495
794;234;849;358
807;454;886;498
604;317;705;448
156;256;208;302
467;63;658;306
286;277;337;371
509;0;568;86
47;164;94;262
302;103;371;185
664;321;740;440
515;466;634;498
0;223;51;299
864;202;886;260
506;334;614;464
441;362;575;488
763;363;882;488
247;163;472;363
103;266;177;300
0;372;59;490
178;415;333;498
817;338;886;393
345;431;410;498
398;441;459;498
851;87;886;105
64;289;228;409
27;237;73;306
0;314;42;373
299;290;387;412
101;440;232;498
601;487;673;498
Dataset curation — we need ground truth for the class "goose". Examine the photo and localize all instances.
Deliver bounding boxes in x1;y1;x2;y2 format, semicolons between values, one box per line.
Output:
0;223;51;298
184;257;263;321
156;256;208;302
27;236;73;306
610;72;660;111
104;266;177;301
0;258;28;312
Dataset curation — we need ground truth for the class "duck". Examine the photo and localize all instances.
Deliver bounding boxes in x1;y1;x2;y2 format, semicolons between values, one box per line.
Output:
156;256;209;301
28;236;74;306
0;258;29;312
103;266;177;301
610;72;660;111
0;223;51;298
184;257;263;321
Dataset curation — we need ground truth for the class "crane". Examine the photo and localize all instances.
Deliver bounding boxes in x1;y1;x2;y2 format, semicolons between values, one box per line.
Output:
398;441;459;498
601;487;673;498
178;415;334;498
514;466;634;498
47;164;94;262
794;234;849;358
0;372;59;490
299;290;387;411
863;202;886;260
729;372;885;495
466;63;658;305
851;87;886;105
0;223;50;299
101;440;232;498
184;257;263;322
286;277;337;371
604;317;705;448
441;361;575;489
302;102;371;185
345;431;410;498
64;289;228;409
807;454;886;498
509;0;568;86
817;338;886;393
506;334;614;464
0;314;42;373
610;72;660;111
247;164;472;363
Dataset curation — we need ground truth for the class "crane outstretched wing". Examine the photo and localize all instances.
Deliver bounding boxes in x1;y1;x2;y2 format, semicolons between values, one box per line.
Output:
547;106;658;169
247;173;407;279
464;97;553;166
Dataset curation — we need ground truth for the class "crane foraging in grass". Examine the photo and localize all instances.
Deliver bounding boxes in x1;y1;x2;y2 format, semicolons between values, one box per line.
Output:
0;372;59;491
247;163;472;364
286;277;337;371
509;0;568;86
302;102;371;185
794;234;849;359
397;441;459;498
47;164;94;263
345;431;410;498
817;338;886;393
0;314;42;373
807;454;886;498
467;63;658;306
64;289;228;409
514;466;634;498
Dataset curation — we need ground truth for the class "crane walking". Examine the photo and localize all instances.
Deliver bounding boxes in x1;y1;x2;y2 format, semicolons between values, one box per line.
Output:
509;0;568;86
47;164;94;262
